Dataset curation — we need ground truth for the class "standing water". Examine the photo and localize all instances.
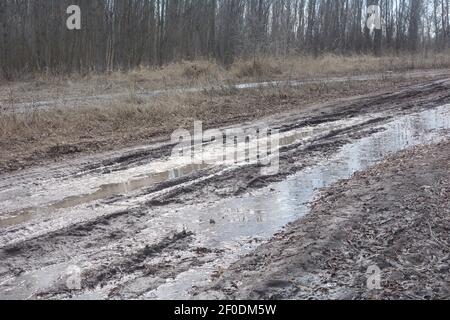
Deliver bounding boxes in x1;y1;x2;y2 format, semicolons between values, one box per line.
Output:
146;104;450;299
0;105;449;300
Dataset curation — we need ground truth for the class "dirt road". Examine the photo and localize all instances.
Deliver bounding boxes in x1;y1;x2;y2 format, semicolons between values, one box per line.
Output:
4;69;450;113
203;140;450;300
0;77;449;299
1;70;449;174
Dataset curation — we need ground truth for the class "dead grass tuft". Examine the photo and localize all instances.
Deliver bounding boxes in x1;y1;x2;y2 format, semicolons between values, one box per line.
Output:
1;76;426;172
269;53;450;78
235;60;283;79
182;63;214;80
2;53;450;106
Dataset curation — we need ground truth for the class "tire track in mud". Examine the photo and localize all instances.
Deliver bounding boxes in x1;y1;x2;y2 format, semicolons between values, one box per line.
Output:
1;78;450;299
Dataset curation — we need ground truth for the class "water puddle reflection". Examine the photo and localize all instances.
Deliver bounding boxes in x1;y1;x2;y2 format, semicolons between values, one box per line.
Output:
148;104;450;299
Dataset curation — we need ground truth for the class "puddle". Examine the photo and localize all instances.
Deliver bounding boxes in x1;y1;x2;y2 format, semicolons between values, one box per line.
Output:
0;262;71;300
145;104;450;299
0;114;376;227
0;164;207;227
1;105;449;300
0;105;447;228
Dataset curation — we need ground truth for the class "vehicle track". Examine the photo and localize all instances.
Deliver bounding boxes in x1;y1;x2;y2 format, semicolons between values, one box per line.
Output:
0;78;450;299
4;69;450;113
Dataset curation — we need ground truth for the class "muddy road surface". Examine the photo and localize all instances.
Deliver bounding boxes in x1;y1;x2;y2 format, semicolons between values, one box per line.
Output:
0;78;450;299
204;140;450;300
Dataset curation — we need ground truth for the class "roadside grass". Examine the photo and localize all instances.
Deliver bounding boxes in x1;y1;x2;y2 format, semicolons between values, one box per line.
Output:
0;76;427;172
273;53;450;77
1;52;450;171
232;52;450;80
2;52;450;105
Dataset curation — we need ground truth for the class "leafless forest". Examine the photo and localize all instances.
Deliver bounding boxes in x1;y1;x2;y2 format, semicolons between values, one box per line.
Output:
2;0;450;303
0;0;449;78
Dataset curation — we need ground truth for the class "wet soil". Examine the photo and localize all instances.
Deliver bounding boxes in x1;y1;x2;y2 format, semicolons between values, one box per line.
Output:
0;77;449;299
0;71;447;174
3;69;449;112
202;140;450;300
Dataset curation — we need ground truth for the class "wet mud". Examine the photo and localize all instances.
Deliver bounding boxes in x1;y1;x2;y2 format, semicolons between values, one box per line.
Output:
0;78;450;299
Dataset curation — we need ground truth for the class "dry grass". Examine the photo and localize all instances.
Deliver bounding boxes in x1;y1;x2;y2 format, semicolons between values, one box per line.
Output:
1;52;450;171
1;94;195;143
181;61;225;81
0;75;430;172
0;60;226;105
2;53;450;106
231;52;450;80
234;60;283;78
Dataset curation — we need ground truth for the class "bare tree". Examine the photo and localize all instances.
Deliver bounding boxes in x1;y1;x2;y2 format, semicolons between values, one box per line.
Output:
1;0;448;79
